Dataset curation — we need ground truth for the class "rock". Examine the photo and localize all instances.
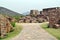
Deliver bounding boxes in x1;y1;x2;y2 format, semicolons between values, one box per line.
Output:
0;15;13;38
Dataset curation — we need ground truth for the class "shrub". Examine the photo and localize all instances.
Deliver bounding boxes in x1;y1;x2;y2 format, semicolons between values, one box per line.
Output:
11;22;16;27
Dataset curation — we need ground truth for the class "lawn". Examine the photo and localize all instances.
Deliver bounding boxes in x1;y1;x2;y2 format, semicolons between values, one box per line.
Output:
0;23;22;40
40;22;60;40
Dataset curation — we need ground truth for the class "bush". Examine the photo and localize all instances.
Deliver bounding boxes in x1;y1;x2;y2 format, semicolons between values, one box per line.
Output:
11;22;16;27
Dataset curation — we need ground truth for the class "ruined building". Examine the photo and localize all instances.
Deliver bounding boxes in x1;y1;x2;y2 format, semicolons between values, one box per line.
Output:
30;10;40;16
43;7;60;28
19;7;60;28
48;7;60;28
18;10;48;23
0;15;13;38
40;8;50;21
41;8;49;16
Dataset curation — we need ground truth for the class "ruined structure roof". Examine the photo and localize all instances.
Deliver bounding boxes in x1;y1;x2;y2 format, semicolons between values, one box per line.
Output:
43;7;60;11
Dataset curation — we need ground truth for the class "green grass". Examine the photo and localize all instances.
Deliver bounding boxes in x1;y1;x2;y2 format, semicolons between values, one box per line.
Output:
11;22;16;27
40;22;60;40
0;23;22;40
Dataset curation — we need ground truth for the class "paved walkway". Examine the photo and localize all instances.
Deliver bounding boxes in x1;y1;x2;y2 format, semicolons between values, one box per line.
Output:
11;23;57;40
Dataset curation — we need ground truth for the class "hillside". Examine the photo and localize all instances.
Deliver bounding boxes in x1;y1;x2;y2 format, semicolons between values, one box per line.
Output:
23;11;30;15
0;7;24;17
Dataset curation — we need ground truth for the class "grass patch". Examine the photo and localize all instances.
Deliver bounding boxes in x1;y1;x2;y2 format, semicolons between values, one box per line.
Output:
11;22;16;27
0;23;22;40
40;22;60;40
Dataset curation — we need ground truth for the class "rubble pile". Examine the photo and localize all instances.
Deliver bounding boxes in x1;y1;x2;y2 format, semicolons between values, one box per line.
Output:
18;10;48;23
0;15;13;38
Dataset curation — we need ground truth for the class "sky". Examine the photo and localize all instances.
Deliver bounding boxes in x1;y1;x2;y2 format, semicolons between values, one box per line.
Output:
0;0;60;14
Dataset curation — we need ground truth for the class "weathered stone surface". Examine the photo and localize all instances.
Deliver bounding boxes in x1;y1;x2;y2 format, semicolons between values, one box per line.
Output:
30;10;40;17
0;15;13;38
18;7;60;28
44;7;60;28
18;10;48;23
5;15;16;22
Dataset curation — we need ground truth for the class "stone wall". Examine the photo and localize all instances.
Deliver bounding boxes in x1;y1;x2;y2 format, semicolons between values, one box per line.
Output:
0;15;13;38
43;7;60;28
30;10;40;16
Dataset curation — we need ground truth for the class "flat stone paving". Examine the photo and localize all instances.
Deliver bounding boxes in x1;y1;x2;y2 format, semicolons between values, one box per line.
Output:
11;23;57;40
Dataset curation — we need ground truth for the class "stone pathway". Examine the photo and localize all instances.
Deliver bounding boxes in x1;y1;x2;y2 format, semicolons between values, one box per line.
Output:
11;23;57;40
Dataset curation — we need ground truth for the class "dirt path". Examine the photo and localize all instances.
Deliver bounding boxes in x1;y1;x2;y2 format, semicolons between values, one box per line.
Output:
11;23;57;40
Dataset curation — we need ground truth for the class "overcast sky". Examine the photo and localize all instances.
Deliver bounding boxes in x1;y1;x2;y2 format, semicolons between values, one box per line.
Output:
0;0;60;14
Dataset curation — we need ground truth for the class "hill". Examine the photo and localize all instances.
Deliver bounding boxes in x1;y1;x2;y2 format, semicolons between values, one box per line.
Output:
0;7;24;17
23;11;30;15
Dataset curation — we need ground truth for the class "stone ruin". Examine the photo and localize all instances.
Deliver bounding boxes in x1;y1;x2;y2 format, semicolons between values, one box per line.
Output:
18;7;60;28
0;15;13;38
5;15;16;22
18;10;48;23
48;7;60;28
30;10;40;16
41;7;60;28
